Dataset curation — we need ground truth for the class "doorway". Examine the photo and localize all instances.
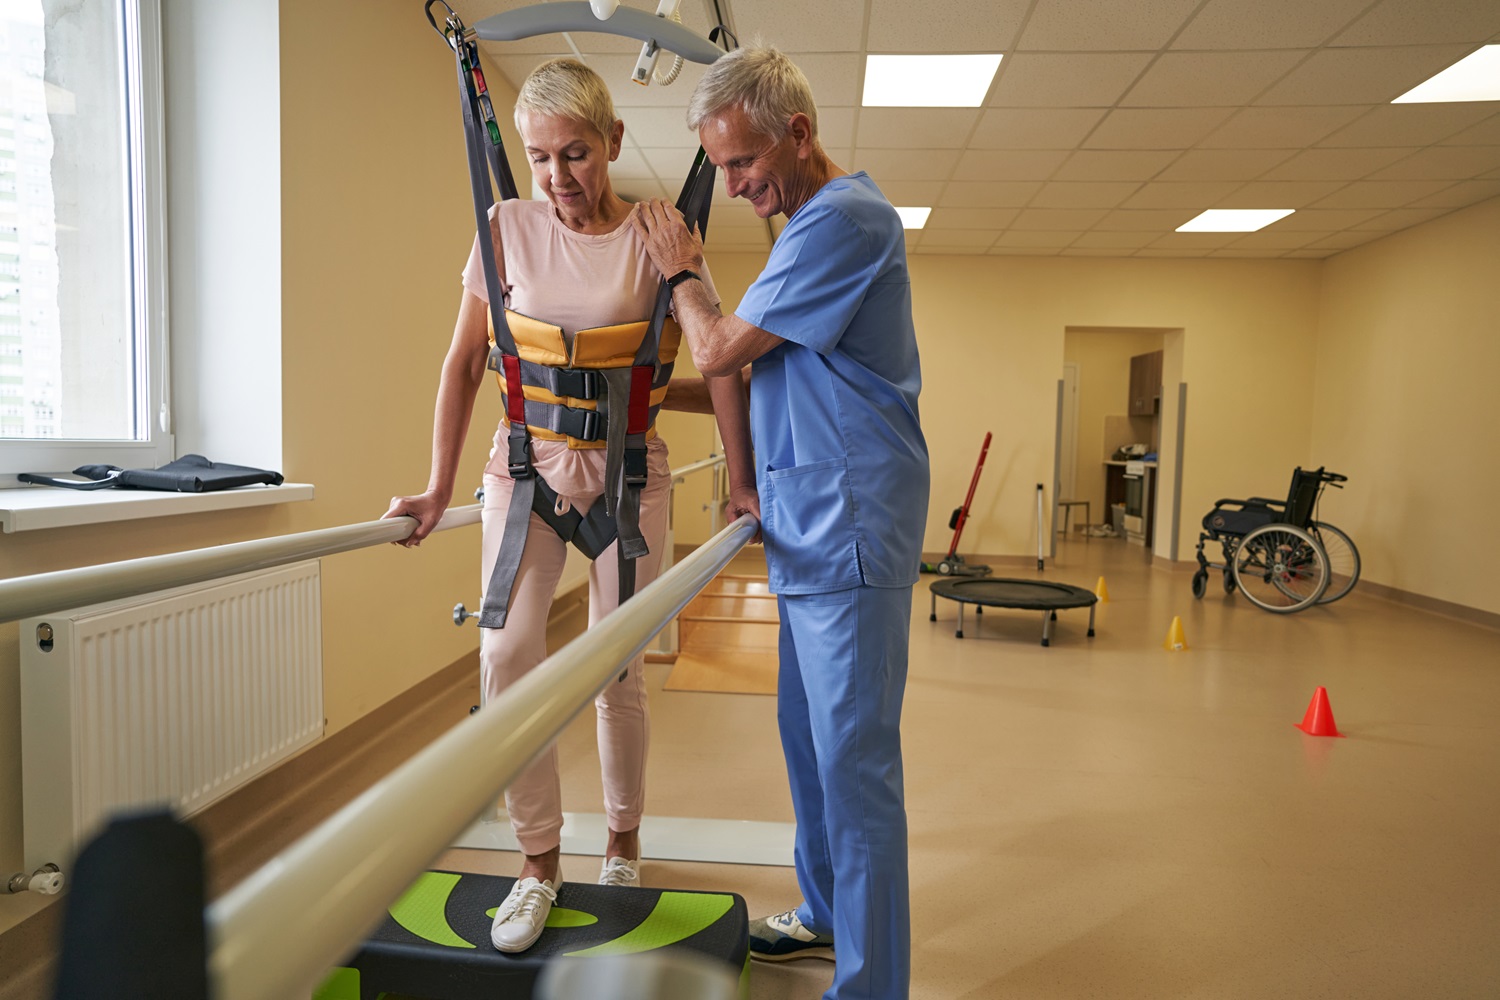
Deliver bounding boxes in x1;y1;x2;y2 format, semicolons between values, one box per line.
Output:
1056;326;1184;561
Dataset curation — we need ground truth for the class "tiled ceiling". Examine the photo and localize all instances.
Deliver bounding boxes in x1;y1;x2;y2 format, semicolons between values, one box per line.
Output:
470;0;1500;258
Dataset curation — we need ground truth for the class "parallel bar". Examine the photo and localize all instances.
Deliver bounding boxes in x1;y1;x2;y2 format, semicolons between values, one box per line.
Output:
206;514;759;1000
671;454;725;480
0;506;480;625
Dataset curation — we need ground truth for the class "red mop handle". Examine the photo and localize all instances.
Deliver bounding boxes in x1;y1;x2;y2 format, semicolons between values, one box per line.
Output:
948;432;992;556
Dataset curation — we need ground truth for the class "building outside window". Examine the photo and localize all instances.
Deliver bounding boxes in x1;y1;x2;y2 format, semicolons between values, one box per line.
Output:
0;0;167;479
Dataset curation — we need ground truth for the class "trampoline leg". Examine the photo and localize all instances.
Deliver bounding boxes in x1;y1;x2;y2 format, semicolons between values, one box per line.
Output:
1040;610;1051;647
975;605;983;615
1088;604;1096;638
956;603;964;639
1050;610;1058;621
929;591;936;622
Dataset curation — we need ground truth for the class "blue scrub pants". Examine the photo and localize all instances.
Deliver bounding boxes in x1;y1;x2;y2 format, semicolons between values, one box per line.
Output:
778;584;912;1000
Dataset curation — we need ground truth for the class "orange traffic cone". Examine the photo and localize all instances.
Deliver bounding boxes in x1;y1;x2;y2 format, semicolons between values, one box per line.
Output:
1163;615;1187;651
1295;686;1345;737
1094;576;1110;602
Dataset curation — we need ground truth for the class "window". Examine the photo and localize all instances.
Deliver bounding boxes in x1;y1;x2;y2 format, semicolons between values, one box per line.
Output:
0;0;168;481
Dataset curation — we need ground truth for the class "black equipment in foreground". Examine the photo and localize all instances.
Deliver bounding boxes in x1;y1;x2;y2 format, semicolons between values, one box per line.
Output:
53;811;209;1000
929;577;1097;647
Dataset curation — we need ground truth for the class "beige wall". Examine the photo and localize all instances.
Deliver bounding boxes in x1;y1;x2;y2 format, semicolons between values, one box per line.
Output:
1311;196;1500;613
668;253;1325;564
902;255;1324;559
0;1;531;875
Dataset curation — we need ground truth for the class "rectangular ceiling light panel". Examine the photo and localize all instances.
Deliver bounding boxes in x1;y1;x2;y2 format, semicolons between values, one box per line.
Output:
1393;45;1500;104
863;54;1003;107
893;206;932;229
1176;208;1295;232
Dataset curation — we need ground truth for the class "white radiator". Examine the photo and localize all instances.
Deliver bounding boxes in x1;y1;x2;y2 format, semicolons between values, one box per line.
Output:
19;561;324;870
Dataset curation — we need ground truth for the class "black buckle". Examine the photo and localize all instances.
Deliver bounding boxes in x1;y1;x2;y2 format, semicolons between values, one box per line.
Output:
578;408;601;441
624;448;648;487
572;369;598;399
507;436;532;479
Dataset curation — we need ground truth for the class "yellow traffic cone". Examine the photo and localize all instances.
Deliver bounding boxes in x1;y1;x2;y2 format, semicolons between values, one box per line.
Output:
1094;576;1110;602
1163;615;1188;651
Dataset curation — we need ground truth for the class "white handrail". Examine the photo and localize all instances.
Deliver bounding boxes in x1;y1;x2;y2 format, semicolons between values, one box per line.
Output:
0;505;481;625
670;453;725;481
206;514;760;1000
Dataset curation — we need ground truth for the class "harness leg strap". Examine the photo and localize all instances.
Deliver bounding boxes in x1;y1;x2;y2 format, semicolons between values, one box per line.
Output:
479;473;538;629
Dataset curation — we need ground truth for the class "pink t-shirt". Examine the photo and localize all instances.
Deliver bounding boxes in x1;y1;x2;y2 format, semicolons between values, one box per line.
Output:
462;200;717;504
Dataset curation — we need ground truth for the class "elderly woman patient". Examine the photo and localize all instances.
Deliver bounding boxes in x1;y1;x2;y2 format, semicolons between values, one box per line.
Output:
384;58;718;954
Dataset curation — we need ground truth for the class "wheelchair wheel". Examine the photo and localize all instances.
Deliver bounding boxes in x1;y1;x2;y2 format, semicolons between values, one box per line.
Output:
1308;521;1360;604
1232;523;1328;613
1222;569;1236;594
1192;569;1208;599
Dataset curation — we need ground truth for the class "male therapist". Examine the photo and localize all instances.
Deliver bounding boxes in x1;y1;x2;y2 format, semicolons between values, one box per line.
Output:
632;46;929;1000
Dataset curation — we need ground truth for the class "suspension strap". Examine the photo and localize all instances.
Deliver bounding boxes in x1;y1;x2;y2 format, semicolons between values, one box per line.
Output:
433;9;535;628
606;148;719;605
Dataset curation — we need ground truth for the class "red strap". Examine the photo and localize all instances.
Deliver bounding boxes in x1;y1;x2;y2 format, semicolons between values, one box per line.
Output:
627;366;654;434
501;355;526;424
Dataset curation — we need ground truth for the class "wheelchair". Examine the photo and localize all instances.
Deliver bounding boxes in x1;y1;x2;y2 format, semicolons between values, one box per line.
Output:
1193;467;1361;614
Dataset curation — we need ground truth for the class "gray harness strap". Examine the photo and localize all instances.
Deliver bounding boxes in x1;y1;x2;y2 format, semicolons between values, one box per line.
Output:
440;13;717;629
479;474;537;628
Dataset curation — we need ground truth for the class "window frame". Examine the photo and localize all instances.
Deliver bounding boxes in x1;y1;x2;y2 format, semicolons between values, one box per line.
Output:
0;0;172;485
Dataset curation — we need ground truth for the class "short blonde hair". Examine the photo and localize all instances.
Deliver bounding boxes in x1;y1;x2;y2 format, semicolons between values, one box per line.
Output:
514;58;618;142
687;46;818;142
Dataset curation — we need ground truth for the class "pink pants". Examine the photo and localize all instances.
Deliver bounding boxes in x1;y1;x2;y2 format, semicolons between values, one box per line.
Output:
479;470;671;856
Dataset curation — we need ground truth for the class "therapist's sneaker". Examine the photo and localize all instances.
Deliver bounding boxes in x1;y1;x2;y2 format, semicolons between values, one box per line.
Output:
490;877;560;953
748;908;835;963
598;856;641;888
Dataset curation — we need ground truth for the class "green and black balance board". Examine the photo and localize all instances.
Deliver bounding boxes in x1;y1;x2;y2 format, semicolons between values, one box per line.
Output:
315;870;749;1000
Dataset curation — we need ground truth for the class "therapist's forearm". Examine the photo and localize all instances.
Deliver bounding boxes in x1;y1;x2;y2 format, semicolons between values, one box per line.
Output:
706;372;755;493
670;278;779;377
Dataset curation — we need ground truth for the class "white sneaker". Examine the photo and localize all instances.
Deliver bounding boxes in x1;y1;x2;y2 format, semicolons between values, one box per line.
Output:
598;856;641;888
490;876;560;953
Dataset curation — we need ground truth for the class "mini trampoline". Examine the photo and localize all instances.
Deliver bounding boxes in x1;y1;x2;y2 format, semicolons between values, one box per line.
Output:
929;578;1098;647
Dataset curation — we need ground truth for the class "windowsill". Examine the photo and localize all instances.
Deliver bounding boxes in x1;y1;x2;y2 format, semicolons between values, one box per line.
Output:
0;483;315;533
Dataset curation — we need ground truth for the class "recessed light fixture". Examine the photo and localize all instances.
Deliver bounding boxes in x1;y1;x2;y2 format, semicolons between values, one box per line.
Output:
1393;44;1500;103
1176;209;1295;232
862;54;1003;108
893;206;932;229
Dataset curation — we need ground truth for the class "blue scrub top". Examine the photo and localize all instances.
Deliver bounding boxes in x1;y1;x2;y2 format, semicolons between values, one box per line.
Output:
736;172;930;595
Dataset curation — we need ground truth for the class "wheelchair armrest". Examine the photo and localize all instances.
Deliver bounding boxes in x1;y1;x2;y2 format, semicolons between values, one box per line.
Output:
1244;497;1285;509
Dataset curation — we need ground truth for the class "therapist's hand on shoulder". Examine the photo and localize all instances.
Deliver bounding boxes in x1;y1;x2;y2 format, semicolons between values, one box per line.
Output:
726;485;763;544
630;199;703;278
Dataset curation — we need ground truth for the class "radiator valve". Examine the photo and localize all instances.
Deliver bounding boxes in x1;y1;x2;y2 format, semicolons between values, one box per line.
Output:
7;863;63;895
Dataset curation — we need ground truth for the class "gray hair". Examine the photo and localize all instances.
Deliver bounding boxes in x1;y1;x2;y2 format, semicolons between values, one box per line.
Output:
686;46;819;141
514;58;618;143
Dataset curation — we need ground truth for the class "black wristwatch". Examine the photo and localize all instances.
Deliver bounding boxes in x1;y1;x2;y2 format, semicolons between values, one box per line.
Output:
667;268;702;288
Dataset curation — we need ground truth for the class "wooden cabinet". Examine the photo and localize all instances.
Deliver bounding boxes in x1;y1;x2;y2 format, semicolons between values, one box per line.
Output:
1128;350;1163;416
